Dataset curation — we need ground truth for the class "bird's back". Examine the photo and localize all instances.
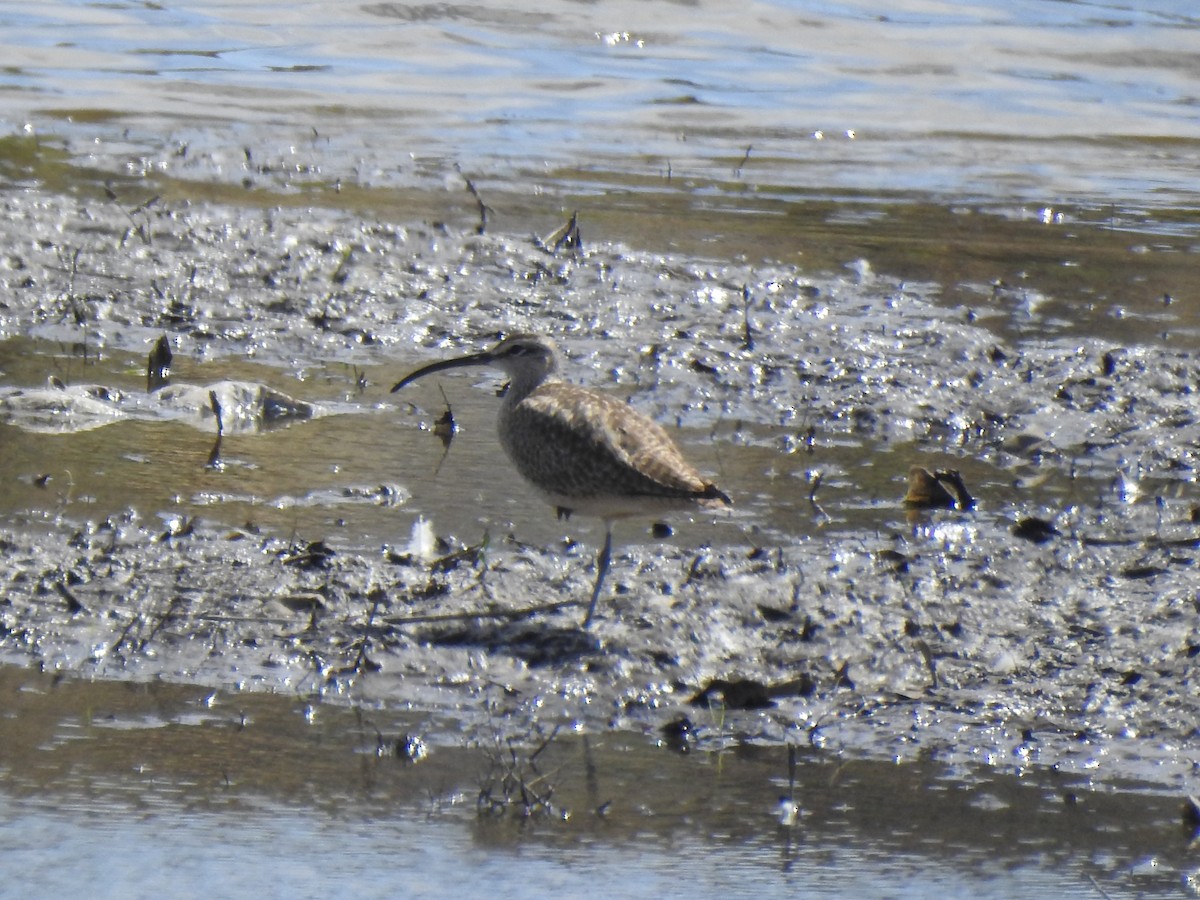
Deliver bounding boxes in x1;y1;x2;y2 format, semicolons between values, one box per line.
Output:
498;382;728;520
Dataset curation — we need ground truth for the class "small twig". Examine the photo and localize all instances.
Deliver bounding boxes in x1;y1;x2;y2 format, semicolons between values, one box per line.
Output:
209;389;225;437
537;212;582;255
135;593;186;653
57;247;90;362
457;165;493;234
528;724;562;764
682;552;707;588
808;472;829;521
109;612;144;657
383;597;580;627
348;586;387;676
915;638;939;688
741;284;755;351
733;144;753;178
53;581;86;615
1085;874;1116;900
105;185;158;246
190;612;300;626
206;390;224;470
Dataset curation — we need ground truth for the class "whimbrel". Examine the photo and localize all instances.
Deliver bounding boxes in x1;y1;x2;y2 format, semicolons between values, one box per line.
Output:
391;334;731;627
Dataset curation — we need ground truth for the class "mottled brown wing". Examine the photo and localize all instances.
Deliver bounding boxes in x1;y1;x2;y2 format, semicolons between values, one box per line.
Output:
501;383;721;502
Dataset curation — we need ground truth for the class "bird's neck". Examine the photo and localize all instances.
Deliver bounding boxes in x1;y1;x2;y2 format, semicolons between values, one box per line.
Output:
503;369;556;407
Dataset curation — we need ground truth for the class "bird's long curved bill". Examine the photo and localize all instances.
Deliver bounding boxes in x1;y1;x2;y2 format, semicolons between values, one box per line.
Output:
390;351;493;393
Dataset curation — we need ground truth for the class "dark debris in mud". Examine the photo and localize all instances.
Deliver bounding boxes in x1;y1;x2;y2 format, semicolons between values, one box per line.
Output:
2;188;1200;797
3;480;1200;794
420;623;599;668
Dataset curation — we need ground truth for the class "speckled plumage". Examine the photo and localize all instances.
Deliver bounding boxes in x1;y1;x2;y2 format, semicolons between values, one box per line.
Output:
500;381;728;519
392;334;730;627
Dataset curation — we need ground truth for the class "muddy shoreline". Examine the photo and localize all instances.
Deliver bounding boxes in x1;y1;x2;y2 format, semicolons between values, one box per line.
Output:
1;176;1199;804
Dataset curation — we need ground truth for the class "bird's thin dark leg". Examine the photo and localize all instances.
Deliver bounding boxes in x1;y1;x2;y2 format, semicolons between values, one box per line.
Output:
582;523;613;629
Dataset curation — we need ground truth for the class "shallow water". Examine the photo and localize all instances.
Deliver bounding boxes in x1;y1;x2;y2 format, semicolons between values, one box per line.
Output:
4;0;1199;209
2;1;1200;898
0;331;1060;556
1;665;1196;900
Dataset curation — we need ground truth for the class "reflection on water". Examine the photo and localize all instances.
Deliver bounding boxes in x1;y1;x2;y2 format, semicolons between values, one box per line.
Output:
0;664;1194;900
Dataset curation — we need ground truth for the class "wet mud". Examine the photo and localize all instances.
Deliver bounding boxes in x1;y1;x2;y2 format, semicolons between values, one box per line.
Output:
2;178;1199;807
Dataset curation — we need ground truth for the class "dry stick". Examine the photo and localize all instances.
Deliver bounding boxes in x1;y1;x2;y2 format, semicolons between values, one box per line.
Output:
382;597;581;627
109;612;144;657
190;612;299;626
209;390;225;436
135;593;582;632
101;524;120;577
206;389;224;469
540;211;581;254
105;585;180;657
808;472;829;522
142;600;582;631
59;247;88;363
136;593;186;653
53;581;86;615
734;144;753;178
1085;874;1116;900
741;284;755;351
457;167;492;234
915;638;939;688
348;587;386;675
528;724;562;764
106;186;158;246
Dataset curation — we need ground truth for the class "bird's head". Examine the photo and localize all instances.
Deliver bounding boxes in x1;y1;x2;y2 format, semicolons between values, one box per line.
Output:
391;333;561;395
481;334;560;382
